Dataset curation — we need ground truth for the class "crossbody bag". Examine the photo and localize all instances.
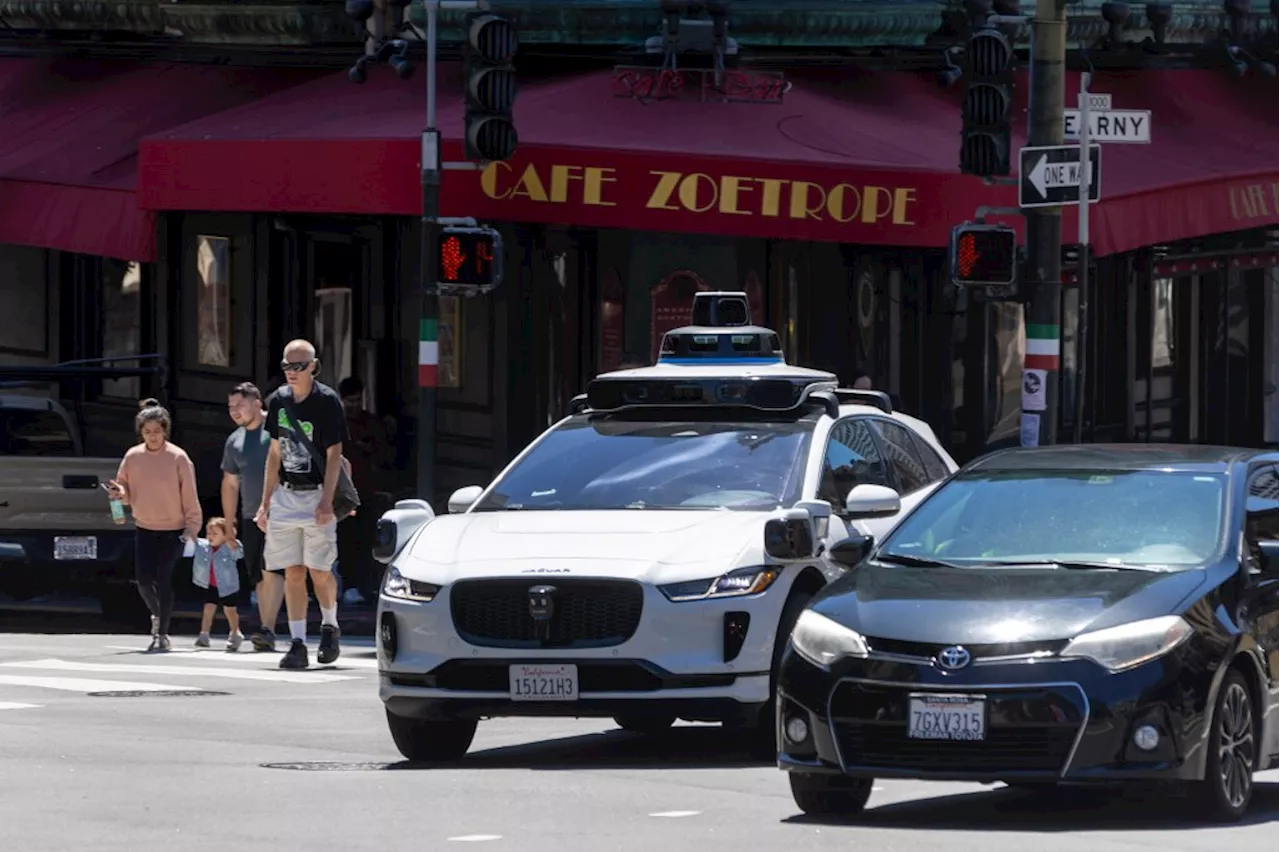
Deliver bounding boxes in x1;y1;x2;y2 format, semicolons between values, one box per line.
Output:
279;393;362;520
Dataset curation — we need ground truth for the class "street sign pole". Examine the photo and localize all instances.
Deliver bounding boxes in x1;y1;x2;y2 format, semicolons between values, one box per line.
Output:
1072;72;1091;444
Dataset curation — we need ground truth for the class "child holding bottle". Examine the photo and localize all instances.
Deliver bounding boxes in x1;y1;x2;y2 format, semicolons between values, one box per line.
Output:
191;517;244;651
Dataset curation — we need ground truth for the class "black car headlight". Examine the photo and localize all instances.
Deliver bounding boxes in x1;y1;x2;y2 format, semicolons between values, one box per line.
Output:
659;566;781;602
1060;615;1193;673
790;609;869;668
381;566;440;602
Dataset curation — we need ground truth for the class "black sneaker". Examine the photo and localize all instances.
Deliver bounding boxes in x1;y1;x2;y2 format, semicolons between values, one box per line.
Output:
279;639;309;669
317;624;341;665
250;628;277;653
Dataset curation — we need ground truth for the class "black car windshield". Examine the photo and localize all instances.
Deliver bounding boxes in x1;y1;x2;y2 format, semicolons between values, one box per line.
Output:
879;469;1229;568
472;416;814;512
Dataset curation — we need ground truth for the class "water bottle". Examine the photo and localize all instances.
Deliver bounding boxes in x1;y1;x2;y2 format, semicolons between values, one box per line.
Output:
104;484;126;525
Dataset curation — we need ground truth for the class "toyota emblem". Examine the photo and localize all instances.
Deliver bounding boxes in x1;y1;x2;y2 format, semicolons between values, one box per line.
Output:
935;645;972;670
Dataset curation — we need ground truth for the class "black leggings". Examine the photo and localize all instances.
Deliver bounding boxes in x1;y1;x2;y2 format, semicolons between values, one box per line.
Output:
134;528;185;634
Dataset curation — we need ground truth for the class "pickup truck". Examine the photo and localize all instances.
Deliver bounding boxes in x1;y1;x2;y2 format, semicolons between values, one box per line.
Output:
0;393;140;621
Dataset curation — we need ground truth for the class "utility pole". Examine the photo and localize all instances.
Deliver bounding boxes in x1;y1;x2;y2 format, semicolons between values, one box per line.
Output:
1071;69;1092;444
418;0;442;505
1021;0;1067;447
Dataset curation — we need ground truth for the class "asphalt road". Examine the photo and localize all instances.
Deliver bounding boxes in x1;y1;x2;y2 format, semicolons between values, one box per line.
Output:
0;630;1276;852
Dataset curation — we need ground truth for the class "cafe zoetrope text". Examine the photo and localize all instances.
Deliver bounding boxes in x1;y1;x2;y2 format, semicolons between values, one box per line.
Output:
479;161;920;228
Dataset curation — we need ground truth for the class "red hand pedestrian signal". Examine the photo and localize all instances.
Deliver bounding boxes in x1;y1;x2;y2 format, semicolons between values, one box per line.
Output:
949;223;1016;286
440;236;466;282
435;227;503;289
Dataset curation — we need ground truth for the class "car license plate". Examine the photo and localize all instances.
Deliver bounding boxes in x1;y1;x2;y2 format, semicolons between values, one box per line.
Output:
907;693;985;741
53;536;98;561
508;664;578;702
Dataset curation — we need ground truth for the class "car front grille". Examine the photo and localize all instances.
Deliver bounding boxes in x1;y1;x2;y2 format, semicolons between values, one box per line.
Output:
450;578;644;649
828;681;1084;774
864;636;1068;660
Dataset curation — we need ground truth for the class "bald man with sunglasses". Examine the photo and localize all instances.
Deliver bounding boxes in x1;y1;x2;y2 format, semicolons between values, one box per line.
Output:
254;340;350;669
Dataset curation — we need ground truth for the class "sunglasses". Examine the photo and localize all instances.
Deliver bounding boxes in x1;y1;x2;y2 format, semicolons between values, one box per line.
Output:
281;359;314;373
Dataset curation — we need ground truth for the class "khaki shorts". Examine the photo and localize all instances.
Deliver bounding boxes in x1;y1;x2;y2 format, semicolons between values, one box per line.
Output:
263;486;337;573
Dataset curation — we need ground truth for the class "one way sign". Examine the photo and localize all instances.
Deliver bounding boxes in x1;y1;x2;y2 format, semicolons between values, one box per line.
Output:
1018;144;1102;209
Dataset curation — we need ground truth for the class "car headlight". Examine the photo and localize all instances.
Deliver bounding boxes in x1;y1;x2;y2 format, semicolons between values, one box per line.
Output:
659;566;781;602
1060;615;1193;673
381;566;440;602
790;609;869;668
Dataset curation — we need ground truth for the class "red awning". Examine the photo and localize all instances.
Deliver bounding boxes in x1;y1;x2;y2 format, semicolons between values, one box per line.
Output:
138;65;1278;255
138;66;999;248
1056;69;1278;255
0;59;322;261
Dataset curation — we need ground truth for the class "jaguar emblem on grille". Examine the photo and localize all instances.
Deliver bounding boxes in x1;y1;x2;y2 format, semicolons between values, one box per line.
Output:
528;585;557;642
935;645;972;670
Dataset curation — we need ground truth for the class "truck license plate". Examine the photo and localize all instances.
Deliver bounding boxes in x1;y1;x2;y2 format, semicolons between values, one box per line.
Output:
508;664;578;702
54;536;98;560
907;693;986;741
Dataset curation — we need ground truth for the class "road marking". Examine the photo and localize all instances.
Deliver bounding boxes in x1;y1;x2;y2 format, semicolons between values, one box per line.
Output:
0;659;359;684
103;645;381;670
0;701;41;710
446;835;502;842
0;674;189;693
649;811;701;818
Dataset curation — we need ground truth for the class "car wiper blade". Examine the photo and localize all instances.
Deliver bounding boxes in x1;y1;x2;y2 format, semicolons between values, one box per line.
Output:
979;559;1169;572
875;553;965;569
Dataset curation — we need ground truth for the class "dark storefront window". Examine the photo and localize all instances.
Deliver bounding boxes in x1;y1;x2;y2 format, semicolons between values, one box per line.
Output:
1265;267;1278;445
0;244;49;357
101;261;142;399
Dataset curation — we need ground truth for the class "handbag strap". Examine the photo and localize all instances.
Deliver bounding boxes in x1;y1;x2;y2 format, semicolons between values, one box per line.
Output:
280;391;328;478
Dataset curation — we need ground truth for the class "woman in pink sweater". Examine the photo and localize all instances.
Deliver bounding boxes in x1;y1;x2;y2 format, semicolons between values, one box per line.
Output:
106;399;203;652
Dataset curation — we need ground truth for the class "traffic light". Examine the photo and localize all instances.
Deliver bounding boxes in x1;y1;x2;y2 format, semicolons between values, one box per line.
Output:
949;223;1017;286
437;226;504;292
959;26;1015;177
463;14;519;162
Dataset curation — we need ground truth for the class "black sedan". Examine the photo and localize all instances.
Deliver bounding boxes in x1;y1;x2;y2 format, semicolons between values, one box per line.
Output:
776;444;1278;823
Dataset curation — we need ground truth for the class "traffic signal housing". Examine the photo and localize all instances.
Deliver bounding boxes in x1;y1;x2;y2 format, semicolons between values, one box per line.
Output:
463;14;519;162
959;26;1015;177
949;223;1017;287
437;226;504;293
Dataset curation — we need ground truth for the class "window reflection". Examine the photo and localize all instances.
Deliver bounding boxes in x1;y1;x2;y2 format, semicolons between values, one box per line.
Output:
1152;277;1174;369
102;261;142;398
196;236;232;368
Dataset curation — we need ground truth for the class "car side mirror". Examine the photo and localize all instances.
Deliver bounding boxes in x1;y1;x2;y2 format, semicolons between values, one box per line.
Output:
372;499;435;563
830;534;874;568
765;516;816;561
447;485;484;514
844;484;901;518
1258;540;1279;579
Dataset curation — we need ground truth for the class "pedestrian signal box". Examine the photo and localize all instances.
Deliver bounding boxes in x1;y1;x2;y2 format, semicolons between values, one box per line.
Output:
949;223;1017;287
436;226;504;293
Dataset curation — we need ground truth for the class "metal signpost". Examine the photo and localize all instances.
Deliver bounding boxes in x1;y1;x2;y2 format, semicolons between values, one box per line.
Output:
1074;73;1092;444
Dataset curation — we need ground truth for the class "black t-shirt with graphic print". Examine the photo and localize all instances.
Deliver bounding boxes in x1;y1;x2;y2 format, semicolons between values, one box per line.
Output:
265;381;349;489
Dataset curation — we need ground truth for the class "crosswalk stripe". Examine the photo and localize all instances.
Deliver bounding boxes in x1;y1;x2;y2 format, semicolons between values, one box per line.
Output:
0;701;42;710
0;659;360;684
102;645;381;670
0;674;192;693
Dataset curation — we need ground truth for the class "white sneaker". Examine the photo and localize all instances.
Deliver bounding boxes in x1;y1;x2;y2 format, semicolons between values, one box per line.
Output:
194;634;211;648
343;588;366;605
226;632;244;652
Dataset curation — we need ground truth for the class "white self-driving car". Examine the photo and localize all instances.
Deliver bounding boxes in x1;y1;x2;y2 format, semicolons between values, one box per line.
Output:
374;292;957;762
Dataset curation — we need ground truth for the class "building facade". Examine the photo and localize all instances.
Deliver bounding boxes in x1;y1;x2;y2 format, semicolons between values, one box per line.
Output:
1;1;1276;512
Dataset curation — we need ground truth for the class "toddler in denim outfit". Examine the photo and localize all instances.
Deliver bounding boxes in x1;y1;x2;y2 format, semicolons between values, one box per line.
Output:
192;517;244;651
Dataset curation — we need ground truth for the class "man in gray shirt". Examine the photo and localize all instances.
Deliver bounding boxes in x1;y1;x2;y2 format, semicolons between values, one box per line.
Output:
221;382;283;651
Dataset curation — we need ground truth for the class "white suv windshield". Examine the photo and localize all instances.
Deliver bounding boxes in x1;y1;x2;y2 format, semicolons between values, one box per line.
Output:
473;416;815;512
880;469;1228;568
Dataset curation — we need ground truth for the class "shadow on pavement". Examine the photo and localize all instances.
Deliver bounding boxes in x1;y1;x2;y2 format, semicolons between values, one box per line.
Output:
785;780;1279;831
390;725;771;771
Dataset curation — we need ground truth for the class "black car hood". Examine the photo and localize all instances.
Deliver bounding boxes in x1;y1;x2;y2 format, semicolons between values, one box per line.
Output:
809;561;1213;644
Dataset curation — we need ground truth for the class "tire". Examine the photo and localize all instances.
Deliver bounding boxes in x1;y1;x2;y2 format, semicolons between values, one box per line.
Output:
789;772;874;817
385;709;477;763
1192;670;1257;822
99;583;150;629
750;586;814;757
614;715;676;735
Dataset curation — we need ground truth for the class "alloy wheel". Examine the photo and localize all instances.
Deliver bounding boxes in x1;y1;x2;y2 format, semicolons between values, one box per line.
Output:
1217;682;1255;810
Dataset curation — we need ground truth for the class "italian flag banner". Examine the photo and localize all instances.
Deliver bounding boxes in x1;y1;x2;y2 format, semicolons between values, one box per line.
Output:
1025;324;1060;371
419;318;439;388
